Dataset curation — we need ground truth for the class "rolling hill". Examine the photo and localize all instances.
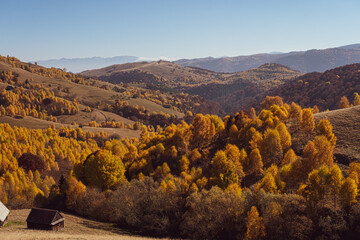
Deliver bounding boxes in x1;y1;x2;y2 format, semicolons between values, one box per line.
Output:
185;63;301;101
0;60;182;119
175;44;360;73
81;61;302;114
81;60;225;88
36;56;171;73
261;63;360;111
185;63;302;113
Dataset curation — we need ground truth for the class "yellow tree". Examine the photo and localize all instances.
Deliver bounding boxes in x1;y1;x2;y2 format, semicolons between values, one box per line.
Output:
313;105;320;114
340;177;358;208
354;92;360;106
298;166;330;207
301;108;315;132
84;150;126;190
339;96;350;109
289;102;302;123
210;150;239;189
275;122;292;151
247;148;263;176
317;119;336;147
261;96;283;110
257;165;284;193
260;129;283;167
245;206;266;240
281;148;297;166
257;171;278;193
190;114;215;149
302;136;334;176
329;164;344;208
250;107;257;120
65;174;86;210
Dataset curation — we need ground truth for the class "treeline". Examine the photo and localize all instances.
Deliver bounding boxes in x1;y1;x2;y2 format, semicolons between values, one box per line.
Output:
0;95;359;239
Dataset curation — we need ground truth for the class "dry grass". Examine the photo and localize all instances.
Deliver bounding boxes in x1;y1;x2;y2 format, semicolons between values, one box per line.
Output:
1;209;167;240
81;60;222;87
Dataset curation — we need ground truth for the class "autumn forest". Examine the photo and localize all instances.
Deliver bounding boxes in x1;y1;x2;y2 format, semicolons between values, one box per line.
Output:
1;52;360;240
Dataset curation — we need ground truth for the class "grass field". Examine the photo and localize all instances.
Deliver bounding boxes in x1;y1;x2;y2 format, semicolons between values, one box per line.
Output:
1;209;165;240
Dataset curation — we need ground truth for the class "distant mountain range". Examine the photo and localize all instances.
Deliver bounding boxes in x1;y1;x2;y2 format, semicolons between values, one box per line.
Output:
36;56;169;73
175;44;360;73
36;44;360;73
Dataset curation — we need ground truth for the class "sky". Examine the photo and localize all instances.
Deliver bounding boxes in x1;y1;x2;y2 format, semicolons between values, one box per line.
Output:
1;0;359;62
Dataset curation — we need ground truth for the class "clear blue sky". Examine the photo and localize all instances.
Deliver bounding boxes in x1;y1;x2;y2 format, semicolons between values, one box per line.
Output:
1;0;359;61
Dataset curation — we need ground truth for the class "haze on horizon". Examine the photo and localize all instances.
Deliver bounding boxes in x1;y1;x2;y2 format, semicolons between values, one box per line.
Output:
1;0;360;62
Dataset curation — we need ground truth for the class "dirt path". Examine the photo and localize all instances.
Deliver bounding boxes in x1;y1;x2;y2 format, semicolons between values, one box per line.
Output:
1;209;166;240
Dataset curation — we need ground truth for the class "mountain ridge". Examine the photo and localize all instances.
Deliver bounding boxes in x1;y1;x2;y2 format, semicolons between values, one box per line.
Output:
175;44;360;73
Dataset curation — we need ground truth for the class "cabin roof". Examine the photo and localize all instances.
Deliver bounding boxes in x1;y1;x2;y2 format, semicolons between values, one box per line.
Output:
0;201;9;222
26;208;64;226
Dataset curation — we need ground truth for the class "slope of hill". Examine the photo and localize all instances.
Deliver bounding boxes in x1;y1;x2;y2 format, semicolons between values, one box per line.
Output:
175;53;296;73
3;209;159;240
186;63;302;113
36;56;167;73
0;57;186;121
81;60;225;88
82;62;302;115
262;63;360;111
314;106;360;164
175;44;360;73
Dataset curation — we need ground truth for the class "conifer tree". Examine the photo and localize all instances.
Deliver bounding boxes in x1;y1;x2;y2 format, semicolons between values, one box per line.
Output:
339;96;350;109
301;108;315;132
340;177;358;208
261;129;283;167
245;206;266;240
354;92;360;106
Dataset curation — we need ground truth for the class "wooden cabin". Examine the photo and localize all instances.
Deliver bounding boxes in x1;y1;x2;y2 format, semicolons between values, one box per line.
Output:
0;201;9;227
26;208;64;231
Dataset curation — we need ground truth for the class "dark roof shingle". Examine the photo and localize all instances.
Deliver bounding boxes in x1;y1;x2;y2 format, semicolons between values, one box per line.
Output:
26;208;64;225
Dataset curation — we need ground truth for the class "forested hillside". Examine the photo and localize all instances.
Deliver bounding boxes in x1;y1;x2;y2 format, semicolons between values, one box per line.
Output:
0;55;223;125
262;63;360;111
0;88;359;239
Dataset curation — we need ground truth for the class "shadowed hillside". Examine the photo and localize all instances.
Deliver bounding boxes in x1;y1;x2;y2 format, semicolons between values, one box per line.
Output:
262;63;360;111
186;63;302;113
81;60;225;88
